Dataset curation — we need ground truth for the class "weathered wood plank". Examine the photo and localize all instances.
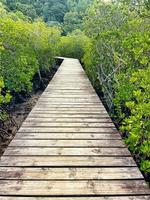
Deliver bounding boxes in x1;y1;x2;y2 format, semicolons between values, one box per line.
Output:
29;112;108;116
36;102;103;105
45;87;94;91
41;95;98;98
14;133;121;140
31;110;107;114
51;78;90;80
10;139;125;147
0;196;150;200
0;167;143;180
32;107;105;111
25;117;112;123
51;76;89;79
28;114;110;118
21;122;115;128
35;105;105;109
43;82;94;85
48;79;91;82
44;90;96;94
33;104;104;107
52;75;87;77
38;99;100;103
0;180;149;196
32;108;107;112
45;86;94;89
36;105;105;108
37;93;100;97
18;127;117;133
4;147;130;156
39;97;100;101
0;156;136;166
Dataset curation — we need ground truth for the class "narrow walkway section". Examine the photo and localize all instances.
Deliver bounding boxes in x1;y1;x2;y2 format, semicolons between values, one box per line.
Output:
0;58;149;199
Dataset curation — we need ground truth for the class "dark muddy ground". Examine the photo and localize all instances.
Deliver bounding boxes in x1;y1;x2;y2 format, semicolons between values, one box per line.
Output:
0;91;42;156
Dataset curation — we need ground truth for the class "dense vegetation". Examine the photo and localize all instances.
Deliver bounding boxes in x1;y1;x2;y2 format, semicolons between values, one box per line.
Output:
83;0;150;176
0;3;61;119
58;30;90;60
1;0;68;22
0;0;149;179
1;0;92;33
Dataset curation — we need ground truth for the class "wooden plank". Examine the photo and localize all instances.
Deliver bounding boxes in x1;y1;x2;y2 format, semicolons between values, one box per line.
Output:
14;133;121;140
50;77;89;79
48;82;92;84
43;92;96;94
36;102;103;105
53;73;86;76
53;74;87;76
48;82;91;84
38;99;100;103
29;111;108;115
39;97;100;100
33;104;104;107
44;88;94;90
33;104;104;108
44;90;96;94
49;78;90;80
52;75;88;78
52;75;86;77
0;180;149;196
40;93;99;97
41;94;98;97
4;147;130;156
0;167;143;180
18;127;117;133
48;80;90;83
51;80;90;82
46;84;93;87
45;87;94;90
52;76;89;79
10;139;125;147
0;196;150;200
21;122;115;128
30;109;106;114
50;79;91;81
32;107;105;111
45;87;95;90
0;156;136;167
28;114;110;118
25;117;112;123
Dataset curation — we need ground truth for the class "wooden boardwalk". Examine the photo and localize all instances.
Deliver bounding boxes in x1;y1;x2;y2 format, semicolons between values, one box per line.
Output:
0;58;149;199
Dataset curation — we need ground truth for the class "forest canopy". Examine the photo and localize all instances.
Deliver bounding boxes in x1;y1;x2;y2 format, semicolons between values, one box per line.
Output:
1;0;93;33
